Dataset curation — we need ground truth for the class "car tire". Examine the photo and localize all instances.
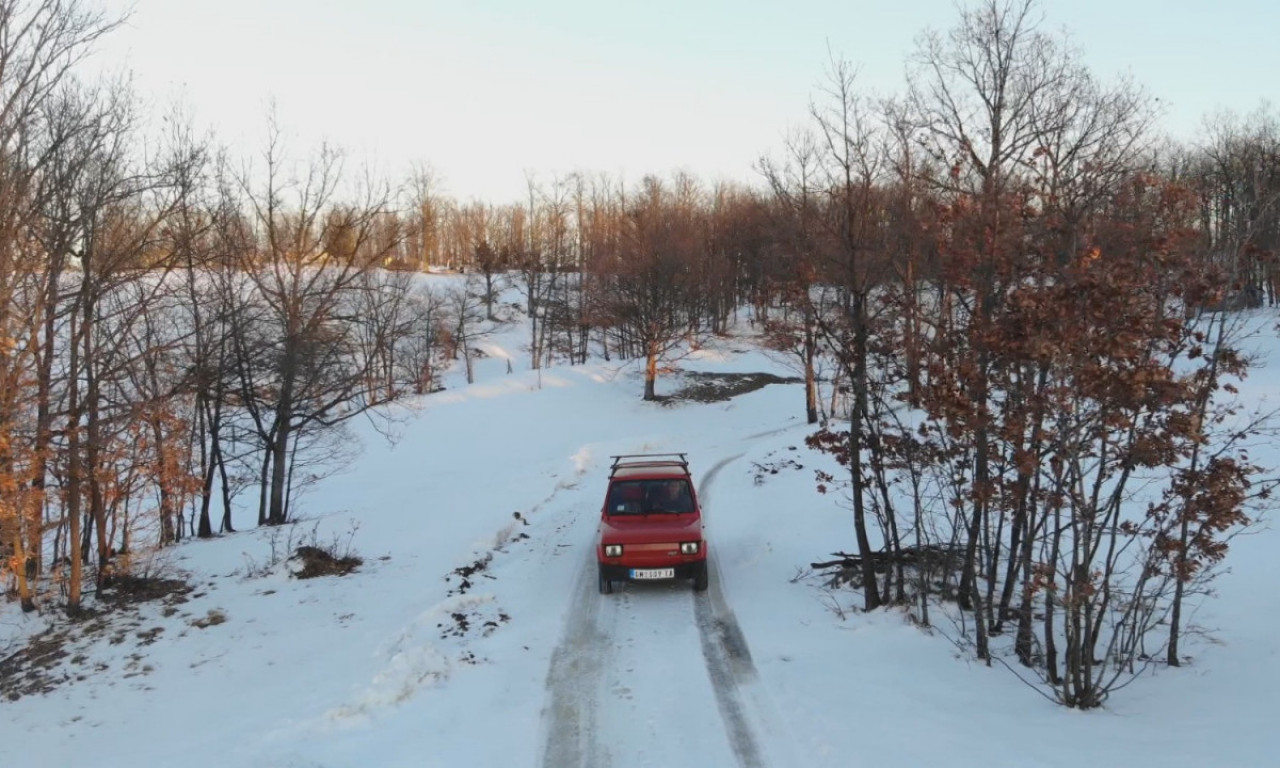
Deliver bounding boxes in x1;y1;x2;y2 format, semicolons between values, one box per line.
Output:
598;566;614;594
693;562;709;592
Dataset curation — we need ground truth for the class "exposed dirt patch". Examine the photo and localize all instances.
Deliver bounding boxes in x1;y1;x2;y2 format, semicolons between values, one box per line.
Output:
0;631;72;700
483;612;512;637
189;609;227;629
136;626;166;645
99;575;193;606
447;553;494;596
439;608;510;640
290;545;362;579
440;509;535;655
0;574;195;701
750;445;807;485
660;371;801;405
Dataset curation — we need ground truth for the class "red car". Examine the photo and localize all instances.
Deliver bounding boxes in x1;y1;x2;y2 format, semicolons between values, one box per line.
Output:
597;453;708;594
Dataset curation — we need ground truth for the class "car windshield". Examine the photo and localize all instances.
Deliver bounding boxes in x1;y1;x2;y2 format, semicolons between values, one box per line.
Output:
606;479;694;515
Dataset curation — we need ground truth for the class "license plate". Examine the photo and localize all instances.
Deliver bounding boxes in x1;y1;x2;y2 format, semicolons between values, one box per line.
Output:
630;568;675;580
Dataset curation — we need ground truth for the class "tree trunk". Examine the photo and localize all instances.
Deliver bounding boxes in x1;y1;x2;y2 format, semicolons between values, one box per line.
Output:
194;389;214;538
197;445;216;539
153;417;178;544
30;261;63;584
218;436;236;534
804;314;818;424
257;436;273;527
850;290;881;611
903;259;920;399
958;362;992;612
1043;505;1063;685
1167;516;1191;667
484;272;496;320
8;494;36;611
80;258;113;591
267;413;292;525
66;310;84;615
1014;494;1038;667
643;342;658;401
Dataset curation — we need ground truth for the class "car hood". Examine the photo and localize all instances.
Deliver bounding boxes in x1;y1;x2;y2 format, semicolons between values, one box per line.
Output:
600;514;702;544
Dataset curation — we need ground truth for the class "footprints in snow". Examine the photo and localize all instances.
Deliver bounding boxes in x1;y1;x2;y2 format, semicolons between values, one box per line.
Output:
325;593;502;723
328;467;580;724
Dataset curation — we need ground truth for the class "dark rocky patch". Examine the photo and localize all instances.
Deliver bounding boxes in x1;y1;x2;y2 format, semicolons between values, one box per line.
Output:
291;545;362;579
660;371;801;405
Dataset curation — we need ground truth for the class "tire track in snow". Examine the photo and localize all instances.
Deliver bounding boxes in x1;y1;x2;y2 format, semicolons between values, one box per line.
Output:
695;454;768;768
539;549;614;768
541;449;783;768
538;448;622;768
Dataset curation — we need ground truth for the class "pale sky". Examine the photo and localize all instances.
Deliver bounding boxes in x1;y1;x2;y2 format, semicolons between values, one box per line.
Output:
93;0;1279;203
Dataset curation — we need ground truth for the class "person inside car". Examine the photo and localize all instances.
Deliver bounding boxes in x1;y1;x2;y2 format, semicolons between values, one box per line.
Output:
648;480;693;513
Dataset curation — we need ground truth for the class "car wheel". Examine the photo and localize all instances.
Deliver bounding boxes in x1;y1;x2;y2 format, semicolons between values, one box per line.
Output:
598;566;614;594
693;562;709;592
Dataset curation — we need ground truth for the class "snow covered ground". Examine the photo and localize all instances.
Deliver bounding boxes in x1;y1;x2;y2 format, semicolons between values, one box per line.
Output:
2;277;1278;768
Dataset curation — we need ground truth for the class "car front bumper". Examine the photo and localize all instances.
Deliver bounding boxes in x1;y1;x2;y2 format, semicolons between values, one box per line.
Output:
598;560;706;582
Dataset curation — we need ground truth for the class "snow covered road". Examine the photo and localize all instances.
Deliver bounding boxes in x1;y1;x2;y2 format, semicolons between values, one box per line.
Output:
539;453;779;768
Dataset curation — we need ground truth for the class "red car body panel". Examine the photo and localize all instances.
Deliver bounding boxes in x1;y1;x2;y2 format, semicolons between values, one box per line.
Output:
597;515;707;568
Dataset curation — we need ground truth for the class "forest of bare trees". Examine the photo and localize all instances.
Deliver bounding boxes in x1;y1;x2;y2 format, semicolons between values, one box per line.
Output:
1;0;1277;709
771;0;1280;708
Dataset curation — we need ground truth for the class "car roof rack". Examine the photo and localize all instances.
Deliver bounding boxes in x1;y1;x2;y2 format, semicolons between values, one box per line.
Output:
609;453;689;478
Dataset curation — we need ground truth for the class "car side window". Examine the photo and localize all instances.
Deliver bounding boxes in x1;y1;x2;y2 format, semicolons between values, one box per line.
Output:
608;482;646;515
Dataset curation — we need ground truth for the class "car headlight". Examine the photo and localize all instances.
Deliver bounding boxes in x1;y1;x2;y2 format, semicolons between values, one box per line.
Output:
680;541;700;555
604;544;623;557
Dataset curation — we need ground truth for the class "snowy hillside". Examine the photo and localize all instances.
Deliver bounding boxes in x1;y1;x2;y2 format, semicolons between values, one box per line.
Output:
1;276;1278;768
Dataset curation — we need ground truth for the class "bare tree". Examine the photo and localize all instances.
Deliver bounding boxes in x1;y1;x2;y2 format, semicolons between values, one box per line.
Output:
592;176;703;400
760;129;828;424
904;0;1073;652
397;283;450;394
403;162;442;270
472;238;507;320
0;0;124;613
443;277;489;385
802;55;889;612
228;126;416;526
1187;106;1280;306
